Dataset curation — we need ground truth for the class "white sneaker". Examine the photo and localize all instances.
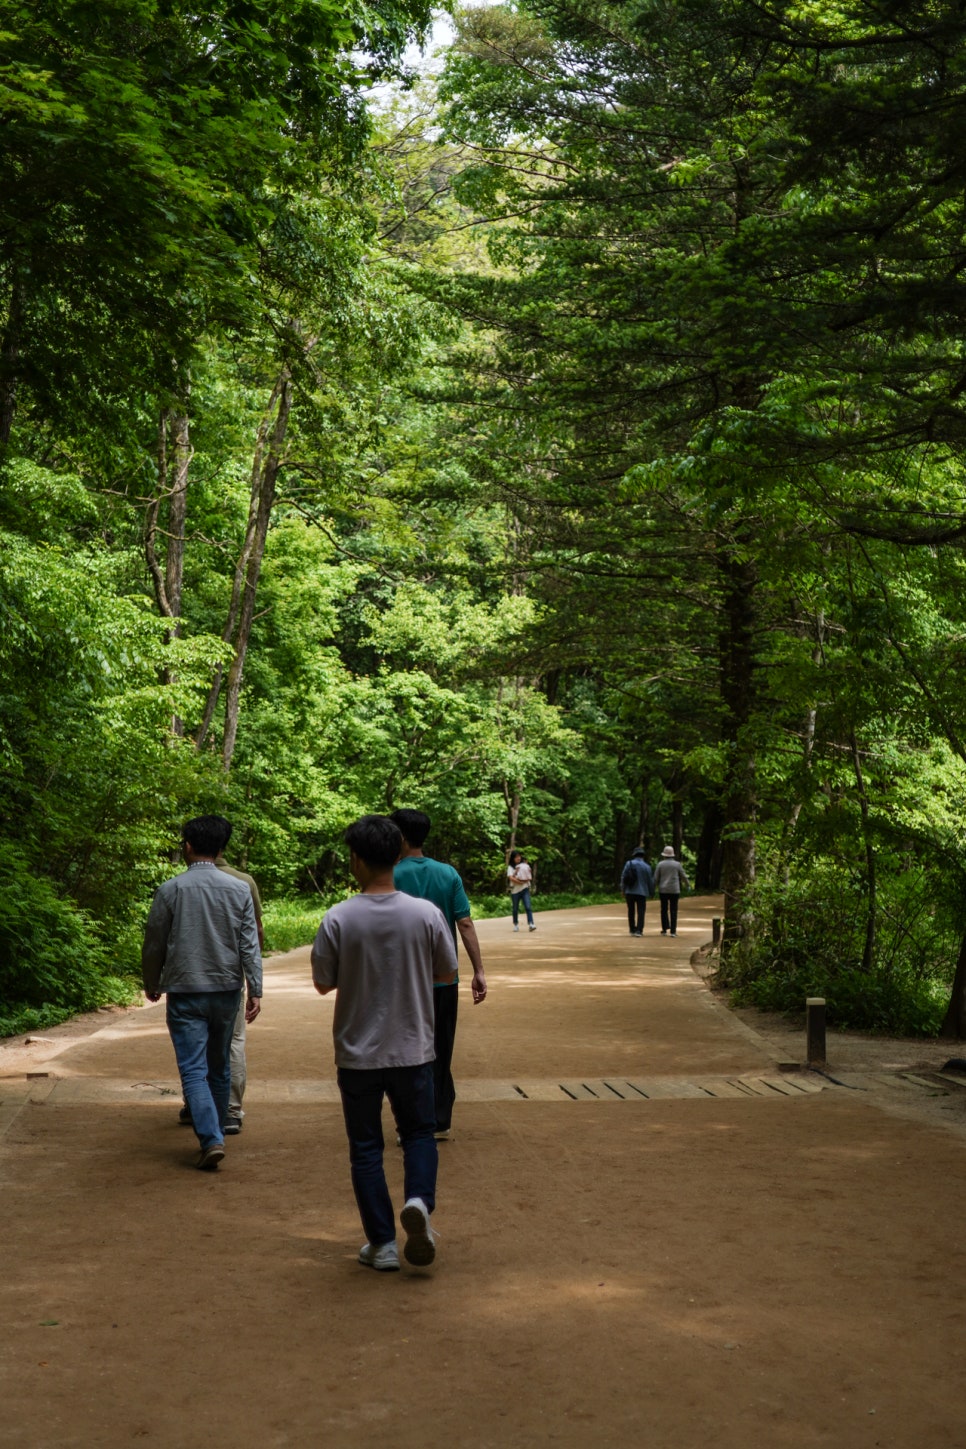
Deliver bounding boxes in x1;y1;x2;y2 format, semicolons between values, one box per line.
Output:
358;1240;400;1272
529;924;537;932
400;1197;437;1266
513;924;520;932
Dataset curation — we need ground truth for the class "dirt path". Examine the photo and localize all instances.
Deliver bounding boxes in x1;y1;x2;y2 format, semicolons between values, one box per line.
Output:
3;898;966;1448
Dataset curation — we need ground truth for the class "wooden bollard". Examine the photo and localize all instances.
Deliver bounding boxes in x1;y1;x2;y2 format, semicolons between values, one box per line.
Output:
712;917;721;946
806;997;827;1067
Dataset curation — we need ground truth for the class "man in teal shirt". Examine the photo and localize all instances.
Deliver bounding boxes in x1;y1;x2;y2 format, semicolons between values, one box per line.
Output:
390;809;487;1139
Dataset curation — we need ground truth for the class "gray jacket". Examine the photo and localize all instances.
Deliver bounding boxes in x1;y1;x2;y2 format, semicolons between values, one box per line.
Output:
653;858;690;895
141;862;262;997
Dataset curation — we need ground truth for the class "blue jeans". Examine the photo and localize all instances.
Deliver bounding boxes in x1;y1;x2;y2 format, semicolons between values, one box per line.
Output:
511;888;534;926
166;990;240;1149
337;1062;438;1247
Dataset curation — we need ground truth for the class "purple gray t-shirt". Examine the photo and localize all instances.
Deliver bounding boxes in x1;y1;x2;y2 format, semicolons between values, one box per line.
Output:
310;891;458;1070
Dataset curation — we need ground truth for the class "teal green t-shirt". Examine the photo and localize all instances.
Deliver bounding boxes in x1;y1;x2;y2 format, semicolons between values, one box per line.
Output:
393;855;471;987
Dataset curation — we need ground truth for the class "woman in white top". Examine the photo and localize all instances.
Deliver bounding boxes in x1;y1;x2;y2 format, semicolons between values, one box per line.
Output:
507;851;536;932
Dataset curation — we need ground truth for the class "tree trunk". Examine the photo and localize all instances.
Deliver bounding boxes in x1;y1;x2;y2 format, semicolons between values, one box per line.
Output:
0;277;24;448
695;800;723;890
220;370;292;770
145;404;192;735
164;411;190;629
194;368;291;760
940;928;966;1039
849;729;876;975
612;808;628;884
505;781;521;851
637;778;651;859
717;540;758;956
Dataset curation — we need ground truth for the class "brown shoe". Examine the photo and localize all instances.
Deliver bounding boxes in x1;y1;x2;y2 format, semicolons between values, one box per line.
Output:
197;1143;225;1171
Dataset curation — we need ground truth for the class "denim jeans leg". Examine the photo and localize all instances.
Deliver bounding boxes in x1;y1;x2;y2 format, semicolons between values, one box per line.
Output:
228;995;247;1119
522;888;534;926
338;1068;396;1246
387;1062;438;1214
166;990;240;1149
511;892;520;925
206;995;237;1131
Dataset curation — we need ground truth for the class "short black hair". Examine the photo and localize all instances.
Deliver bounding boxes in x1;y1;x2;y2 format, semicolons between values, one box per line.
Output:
345;814;403;868
182;815;231;858
389;808;431;848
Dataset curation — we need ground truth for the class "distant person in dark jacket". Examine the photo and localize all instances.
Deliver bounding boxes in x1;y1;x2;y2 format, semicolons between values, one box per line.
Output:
620;847;654;936
653;846;690;937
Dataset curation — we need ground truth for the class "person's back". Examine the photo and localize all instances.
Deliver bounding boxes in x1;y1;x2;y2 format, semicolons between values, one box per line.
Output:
393;853;468;938
141;814;262;1172
310;814;457;1274
313;890;449;1069
653;848;689;938
389;808;488;1140
654;856;688;893
145;863;257;993
621;856;653;897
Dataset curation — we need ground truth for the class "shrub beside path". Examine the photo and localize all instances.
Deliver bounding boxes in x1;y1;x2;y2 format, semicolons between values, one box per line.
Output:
3;898;966;1448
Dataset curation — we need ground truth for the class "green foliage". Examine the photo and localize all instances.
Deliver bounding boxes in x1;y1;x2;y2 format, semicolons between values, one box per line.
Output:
0;842;140;1036
8;0;966;1048
719;865;955;1036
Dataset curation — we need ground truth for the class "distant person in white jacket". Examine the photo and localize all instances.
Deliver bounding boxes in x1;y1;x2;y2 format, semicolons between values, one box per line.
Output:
507;851;536;932
653;846;690;937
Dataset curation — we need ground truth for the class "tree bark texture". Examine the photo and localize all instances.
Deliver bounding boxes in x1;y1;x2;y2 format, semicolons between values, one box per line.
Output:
145;406;192;734
717;541;758;955
941;929;966;1039
219;370;292;770
0;278;23;449
849;730;876;975
191;370;292;766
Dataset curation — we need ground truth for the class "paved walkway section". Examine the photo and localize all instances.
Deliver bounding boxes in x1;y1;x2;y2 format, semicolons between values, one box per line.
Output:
3;898;966;1448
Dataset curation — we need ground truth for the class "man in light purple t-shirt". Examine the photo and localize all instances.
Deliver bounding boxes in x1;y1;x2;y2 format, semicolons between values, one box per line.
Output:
311;814;457;1272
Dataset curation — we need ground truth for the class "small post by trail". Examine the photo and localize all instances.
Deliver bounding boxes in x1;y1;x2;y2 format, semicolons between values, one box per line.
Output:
806;997;827;1068
712;917;721;946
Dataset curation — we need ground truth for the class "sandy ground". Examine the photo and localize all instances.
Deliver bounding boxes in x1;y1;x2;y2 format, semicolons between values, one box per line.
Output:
3;897;966;1449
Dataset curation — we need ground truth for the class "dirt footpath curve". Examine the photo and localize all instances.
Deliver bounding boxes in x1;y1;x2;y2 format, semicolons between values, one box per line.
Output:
3;898;966;1449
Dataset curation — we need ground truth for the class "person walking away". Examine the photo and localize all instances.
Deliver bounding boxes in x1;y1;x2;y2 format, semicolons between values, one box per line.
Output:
653;845;690;937
311;815;458;1272
177;816;265;1136
390;809;487;1141
142;815;262;1170
507;850;536;932
620;847;654;935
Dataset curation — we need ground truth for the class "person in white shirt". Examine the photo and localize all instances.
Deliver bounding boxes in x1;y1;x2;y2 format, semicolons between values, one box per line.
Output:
507;850;536;932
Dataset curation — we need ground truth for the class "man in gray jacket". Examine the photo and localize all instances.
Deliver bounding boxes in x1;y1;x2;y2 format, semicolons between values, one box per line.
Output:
142;815;262;1170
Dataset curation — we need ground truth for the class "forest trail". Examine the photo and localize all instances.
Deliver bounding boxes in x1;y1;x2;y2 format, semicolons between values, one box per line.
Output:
3;899;966;1448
